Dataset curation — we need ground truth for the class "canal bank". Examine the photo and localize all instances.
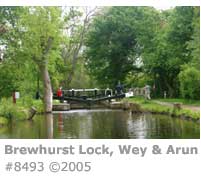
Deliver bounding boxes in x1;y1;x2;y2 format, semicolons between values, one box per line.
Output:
0;98;44;125
122;97;200;122
0;96;200;128
52;99;200;123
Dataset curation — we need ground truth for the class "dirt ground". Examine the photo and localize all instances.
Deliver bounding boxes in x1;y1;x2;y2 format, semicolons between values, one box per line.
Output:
153;100;200;112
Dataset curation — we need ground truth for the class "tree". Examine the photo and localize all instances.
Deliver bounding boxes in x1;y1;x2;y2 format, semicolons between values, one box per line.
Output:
19;7;63;112
0;7;25;98
187;7;200;69
142;7;197;97
85;7;159;88
61;7;96;88
179;65;200;99
85;6;199;99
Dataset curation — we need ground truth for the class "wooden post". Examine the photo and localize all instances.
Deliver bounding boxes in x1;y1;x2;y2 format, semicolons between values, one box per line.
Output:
173;103;181;110
12;92;16;104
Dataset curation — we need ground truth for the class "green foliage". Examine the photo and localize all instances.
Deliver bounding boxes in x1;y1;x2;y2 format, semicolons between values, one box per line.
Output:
0;63;20;97
19;7;62;59
32;100;44;113
179;65;200;100
0;7;26;97
8;7;64;111
179;109;200;120
19;95;34;108
69;57;96;88
187;7;200;69
0;98;28;120
0;97;45;120
142;103;172;114
85;7;159;87
156;98;200;106
126;97;200;120
0;117;8;126
142;7;197;98
85;6;199;98
0;98;17;118
18;97;44;113
125;72;152;88
60;7;102;89
0;6;200;112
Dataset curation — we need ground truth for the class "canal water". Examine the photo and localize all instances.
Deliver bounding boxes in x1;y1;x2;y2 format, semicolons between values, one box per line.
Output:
0;109;199;139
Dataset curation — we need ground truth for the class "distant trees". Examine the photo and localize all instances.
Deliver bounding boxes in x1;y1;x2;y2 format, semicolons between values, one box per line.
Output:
85;7;159;87
85;6;200;99
178;7;200;100
61;7;96;89
0;7;23;97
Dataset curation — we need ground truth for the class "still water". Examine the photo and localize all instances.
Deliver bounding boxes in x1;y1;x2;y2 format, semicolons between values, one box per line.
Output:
0;109;199;139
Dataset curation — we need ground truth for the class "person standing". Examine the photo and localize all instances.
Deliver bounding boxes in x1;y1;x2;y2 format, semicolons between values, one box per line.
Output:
116;81;123;95
57;87;63;103
144;84;151;100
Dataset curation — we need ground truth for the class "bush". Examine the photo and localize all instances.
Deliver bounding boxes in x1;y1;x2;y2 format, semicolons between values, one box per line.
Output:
0;98;17;118
20;95;34;108
32;100;44;113
19;95;45;113
179;66;200;100
0;117;8;126
0;98;28;120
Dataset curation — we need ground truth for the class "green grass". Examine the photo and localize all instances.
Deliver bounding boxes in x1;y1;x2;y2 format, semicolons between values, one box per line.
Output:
17;97;45;113
126;97;172;113
0;97;63;125
0;96;63;120
0;98;29;120
0;117;8;126
155;98;200;106
124;96;148;104
123;97;200;120
0;97;45;121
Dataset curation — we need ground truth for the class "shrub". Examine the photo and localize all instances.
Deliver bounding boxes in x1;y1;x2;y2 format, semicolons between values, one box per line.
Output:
20;95;34;108
179;66;200;100
0;98;18;118
19;96;45;113
32;100;44;113
0;98;28;120
0;117;8;126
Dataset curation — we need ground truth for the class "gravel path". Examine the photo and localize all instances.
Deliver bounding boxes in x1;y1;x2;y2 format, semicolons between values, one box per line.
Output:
153;100;200;112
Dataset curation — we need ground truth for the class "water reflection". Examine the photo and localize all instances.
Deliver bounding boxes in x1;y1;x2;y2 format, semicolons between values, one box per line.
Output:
0;110;199;139
46;113;53;139
52;110;199;139
58;113;64;133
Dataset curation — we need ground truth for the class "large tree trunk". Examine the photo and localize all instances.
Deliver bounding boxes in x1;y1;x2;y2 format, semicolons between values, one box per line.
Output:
39;65;52;113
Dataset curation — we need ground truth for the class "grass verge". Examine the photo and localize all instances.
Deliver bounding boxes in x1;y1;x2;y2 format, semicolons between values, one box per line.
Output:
155;98;200;106
0;97;45;122
0;117;8;126
124;97;200;120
